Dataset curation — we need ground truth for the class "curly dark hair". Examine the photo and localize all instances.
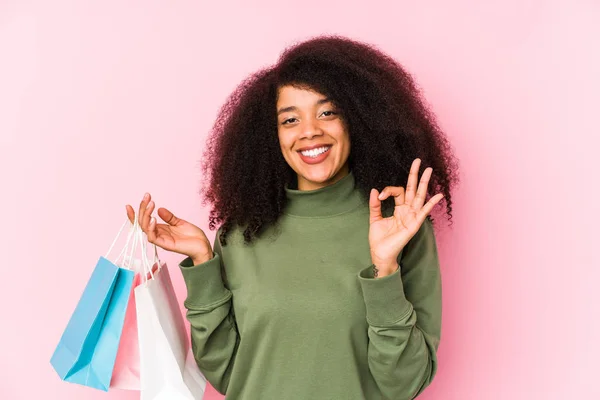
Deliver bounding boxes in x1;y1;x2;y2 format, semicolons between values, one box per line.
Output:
200;35;460;245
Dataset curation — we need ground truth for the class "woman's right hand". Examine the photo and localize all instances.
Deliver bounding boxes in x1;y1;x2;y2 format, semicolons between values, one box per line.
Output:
126;193;214;264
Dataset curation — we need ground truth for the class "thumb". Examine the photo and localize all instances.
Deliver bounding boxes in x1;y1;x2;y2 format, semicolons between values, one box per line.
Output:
157;207;183;226
369;188;383;224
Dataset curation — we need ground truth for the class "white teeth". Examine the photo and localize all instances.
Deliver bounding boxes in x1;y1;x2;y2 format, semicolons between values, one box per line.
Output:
300;146;330;157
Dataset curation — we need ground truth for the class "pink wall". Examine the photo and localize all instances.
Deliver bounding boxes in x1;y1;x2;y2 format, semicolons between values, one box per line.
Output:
1;1;598;399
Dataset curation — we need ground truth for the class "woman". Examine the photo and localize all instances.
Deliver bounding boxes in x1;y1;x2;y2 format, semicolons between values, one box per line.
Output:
127;35;459;399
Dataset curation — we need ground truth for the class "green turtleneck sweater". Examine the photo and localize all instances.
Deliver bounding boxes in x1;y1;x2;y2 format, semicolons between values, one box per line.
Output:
178;171;442;400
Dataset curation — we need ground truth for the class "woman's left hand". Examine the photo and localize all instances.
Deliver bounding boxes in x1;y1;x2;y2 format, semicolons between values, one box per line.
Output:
368;158;444;276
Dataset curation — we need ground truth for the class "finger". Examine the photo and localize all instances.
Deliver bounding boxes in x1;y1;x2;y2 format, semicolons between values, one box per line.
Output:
148;219;169;250
138;193;151;232
157;207;182;226
418;193;444;220
125;204;135;224
378;186;405;207
147;217;158;244
404;158;421;206
369;188;383;224
412;167;433;210
141;200;155;233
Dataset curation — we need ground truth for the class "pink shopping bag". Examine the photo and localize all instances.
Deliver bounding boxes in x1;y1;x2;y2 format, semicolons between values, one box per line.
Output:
109;268;141;390
110;260;160;390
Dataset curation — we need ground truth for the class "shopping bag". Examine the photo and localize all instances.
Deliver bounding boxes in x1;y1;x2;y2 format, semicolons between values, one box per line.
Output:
109;261;142;390
134;227;207;399
50;220;137;391
110;255;160;390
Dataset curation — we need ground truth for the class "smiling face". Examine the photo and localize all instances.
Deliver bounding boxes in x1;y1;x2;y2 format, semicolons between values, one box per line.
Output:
276;85;351;191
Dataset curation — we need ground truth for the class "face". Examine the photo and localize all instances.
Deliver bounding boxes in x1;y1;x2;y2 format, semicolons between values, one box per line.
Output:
276;85;351;191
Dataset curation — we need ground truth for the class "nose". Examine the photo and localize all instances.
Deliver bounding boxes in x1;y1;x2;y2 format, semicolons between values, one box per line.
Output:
299;117;323;139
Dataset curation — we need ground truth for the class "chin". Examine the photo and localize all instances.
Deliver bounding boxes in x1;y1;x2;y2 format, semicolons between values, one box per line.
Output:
300;168;334;181
298;168;341;186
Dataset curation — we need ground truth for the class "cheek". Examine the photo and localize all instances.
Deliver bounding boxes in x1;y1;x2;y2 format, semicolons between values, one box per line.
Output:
278;129;296;149
278;137;291;152
276;131;286;148
335;126;351;151
277;134;294;161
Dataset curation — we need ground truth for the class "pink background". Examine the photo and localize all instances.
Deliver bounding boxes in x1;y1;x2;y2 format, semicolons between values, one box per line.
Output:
1;1;598;399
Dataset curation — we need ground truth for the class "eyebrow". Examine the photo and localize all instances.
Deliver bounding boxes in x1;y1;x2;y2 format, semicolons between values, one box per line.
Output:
277;97;332;116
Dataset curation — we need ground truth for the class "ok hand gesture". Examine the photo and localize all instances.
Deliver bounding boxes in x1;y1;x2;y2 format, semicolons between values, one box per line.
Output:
368;158;444;276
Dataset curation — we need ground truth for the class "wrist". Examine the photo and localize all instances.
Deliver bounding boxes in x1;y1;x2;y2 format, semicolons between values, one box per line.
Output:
191;251;214;266
370;253;398;270
372;261;399;278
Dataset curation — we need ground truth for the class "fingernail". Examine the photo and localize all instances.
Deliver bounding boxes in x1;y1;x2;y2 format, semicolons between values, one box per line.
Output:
144;193;149;200
146;201;152;209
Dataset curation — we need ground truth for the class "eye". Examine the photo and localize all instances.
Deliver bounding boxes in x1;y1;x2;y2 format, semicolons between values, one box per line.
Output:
320;110;337;117
281;117;298;125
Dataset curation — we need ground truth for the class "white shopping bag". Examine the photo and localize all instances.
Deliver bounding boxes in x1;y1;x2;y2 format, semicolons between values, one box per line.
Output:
134;227;207;399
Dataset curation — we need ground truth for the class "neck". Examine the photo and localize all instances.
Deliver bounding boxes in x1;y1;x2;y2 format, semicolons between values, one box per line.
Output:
284;169;366;217
296;164;350;191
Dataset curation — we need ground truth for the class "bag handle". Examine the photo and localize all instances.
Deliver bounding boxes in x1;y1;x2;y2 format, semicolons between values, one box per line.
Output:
122;219;141;271
135;222;162;284
105;214;163;278
104;216;151;274
105;219;139;268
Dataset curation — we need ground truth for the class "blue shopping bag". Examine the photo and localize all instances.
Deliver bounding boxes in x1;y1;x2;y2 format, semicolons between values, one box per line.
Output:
50;220;137;391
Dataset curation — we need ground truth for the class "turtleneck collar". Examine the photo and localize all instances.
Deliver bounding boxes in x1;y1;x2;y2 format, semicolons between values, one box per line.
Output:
283;170;367;217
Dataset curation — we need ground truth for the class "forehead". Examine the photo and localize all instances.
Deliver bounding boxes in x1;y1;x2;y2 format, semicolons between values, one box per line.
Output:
276;85;329;106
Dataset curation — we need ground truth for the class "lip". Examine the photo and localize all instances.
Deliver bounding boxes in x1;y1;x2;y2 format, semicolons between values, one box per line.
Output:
297;145;332;165
296;144;332;152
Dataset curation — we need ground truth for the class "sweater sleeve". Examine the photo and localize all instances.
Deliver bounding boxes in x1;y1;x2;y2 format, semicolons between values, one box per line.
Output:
357;217;442;400
178;227;239;395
